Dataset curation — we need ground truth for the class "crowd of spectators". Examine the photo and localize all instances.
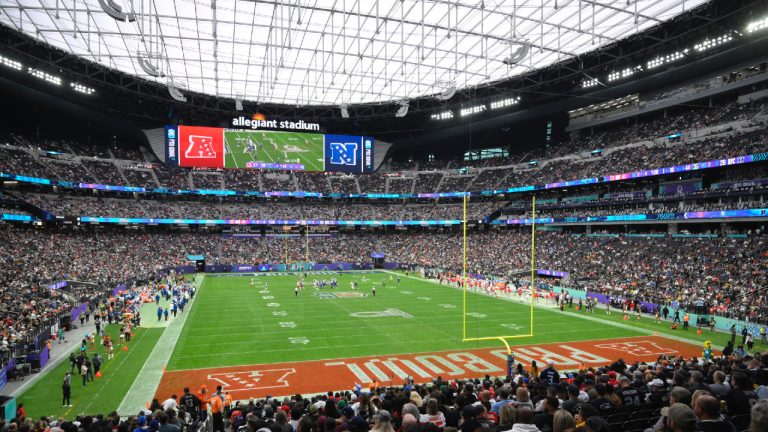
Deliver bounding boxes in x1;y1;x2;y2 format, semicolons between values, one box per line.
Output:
415;174;444;193
5;327;768;432
1;225;767;327
330;177;360;194
16;194;495;221
1;103;766;195
191;172;224;190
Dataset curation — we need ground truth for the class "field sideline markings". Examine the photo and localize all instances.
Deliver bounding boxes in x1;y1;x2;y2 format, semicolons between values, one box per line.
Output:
380;270;723;350
117;275;203;415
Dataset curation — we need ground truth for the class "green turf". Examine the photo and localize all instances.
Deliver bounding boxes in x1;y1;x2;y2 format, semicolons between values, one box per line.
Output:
167;271;670;371
224;130;325;171
17;325;163;419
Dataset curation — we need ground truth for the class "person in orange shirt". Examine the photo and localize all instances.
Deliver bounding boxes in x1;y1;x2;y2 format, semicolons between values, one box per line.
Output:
209;385;225;432
197;386;209;419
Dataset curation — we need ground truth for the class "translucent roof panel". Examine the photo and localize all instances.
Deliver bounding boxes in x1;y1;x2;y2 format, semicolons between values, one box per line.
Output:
0;0;706;106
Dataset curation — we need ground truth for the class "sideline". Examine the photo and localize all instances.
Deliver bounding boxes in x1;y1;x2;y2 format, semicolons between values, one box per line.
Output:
8;321;97;397
116;275;203;415
381;270;723;350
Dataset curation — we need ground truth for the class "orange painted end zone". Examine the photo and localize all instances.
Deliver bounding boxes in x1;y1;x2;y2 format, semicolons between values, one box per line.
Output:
155;336;705;401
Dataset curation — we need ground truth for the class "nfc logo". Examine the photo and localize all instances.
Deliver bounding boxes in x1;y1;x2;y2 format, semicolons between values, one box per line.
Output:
185;135;217;159
329;142;358;166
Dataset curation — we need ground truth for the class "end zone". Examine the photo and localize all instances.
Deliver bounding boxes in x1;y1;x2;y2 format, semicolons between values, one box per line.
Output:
154;335;705;401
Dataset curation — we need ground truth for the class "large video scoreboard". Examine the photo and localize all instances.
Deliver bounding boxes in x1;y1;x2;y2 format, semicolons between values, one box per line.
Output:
165;125;374;173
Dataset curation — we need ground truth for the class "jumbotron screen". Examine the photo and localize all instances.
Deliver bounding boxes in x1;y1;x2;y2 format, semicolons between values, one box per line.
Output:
165;125;374;173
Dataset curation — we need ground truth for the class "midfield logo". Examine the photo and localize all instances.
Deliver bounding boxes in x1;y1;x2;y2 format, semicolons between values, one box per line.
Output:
329;142;358;166
185;135;217;159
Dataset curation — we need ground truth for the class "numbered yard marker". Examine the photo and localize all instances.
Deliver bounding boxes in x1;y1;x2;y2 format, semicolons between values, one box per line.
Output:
279;322;297;328
289;337;309;345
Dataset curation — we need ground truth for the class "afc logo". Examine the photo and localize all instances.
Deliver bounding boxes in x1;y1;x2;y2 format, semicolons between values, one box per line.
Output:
329;142;358;166
185;135;217;159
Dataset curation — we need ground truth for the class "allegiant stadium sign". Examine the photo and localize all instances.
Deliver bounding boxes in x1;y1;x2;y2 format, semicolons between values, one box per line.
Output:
231;116;321;132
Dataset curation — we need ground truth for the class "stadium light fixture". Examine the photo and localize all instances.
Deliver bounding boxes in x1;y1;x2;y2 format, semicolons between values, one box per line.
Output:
490;97;519;110
28;68;61;85
340;104;350;118
0;55;22;71
459;105;486;117
646;49;689;70
395;100;409;118
607;67;640;82
694;34;734;52
97;0;136;22
746;17;768;33
168;84;187;103
581;77;600;88
435;85;456;101
71;83;95;95
431;111;454;120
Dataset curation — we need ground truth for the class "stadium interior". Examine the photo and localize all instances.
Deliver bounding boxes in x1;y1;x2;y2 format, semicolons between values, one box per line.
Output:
1;1;768;432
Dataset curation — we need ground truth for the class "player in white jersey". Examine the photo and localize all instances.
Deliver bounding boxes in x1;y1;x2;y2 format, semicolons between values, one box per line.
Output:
244;137;258;154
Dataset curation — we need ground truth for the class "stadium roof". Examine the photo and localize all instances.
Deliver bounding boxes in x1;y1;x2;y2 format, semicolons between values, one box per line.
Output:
0;1;706;107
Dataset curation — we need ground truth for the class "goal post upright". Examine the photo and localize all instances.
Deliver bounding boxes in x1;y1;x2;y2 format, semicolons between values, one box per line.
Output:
462;193;468;341
462;194;536;348
530;195;536;337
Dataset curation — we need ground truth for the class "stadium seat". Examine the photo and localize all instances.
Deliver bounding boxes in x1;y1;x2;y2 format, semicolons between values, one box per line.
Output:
607;412;631;424
728;414;751;431
622;418;650;431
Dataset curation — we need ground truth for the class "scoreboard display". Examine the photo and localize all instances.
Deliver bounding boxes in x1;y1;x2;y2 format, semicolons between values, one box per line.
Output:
165;125;374;173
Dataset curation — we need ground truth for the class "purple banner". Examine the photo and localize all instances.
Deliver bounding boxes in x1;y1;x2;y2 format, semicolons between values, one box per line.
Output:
47;280;67;290
0;359;16;390
711;178;768;190
232;265;259;272
536;269;569;278
70;303;88;321
659;180;702;196
40;346;49;369
246;162;305;170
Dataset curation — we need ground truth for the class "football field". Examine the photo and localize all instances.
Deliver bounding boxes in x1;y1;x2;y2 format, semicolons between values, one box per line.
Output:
18;270;740;417
155;271;705;400
224;130;325;171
